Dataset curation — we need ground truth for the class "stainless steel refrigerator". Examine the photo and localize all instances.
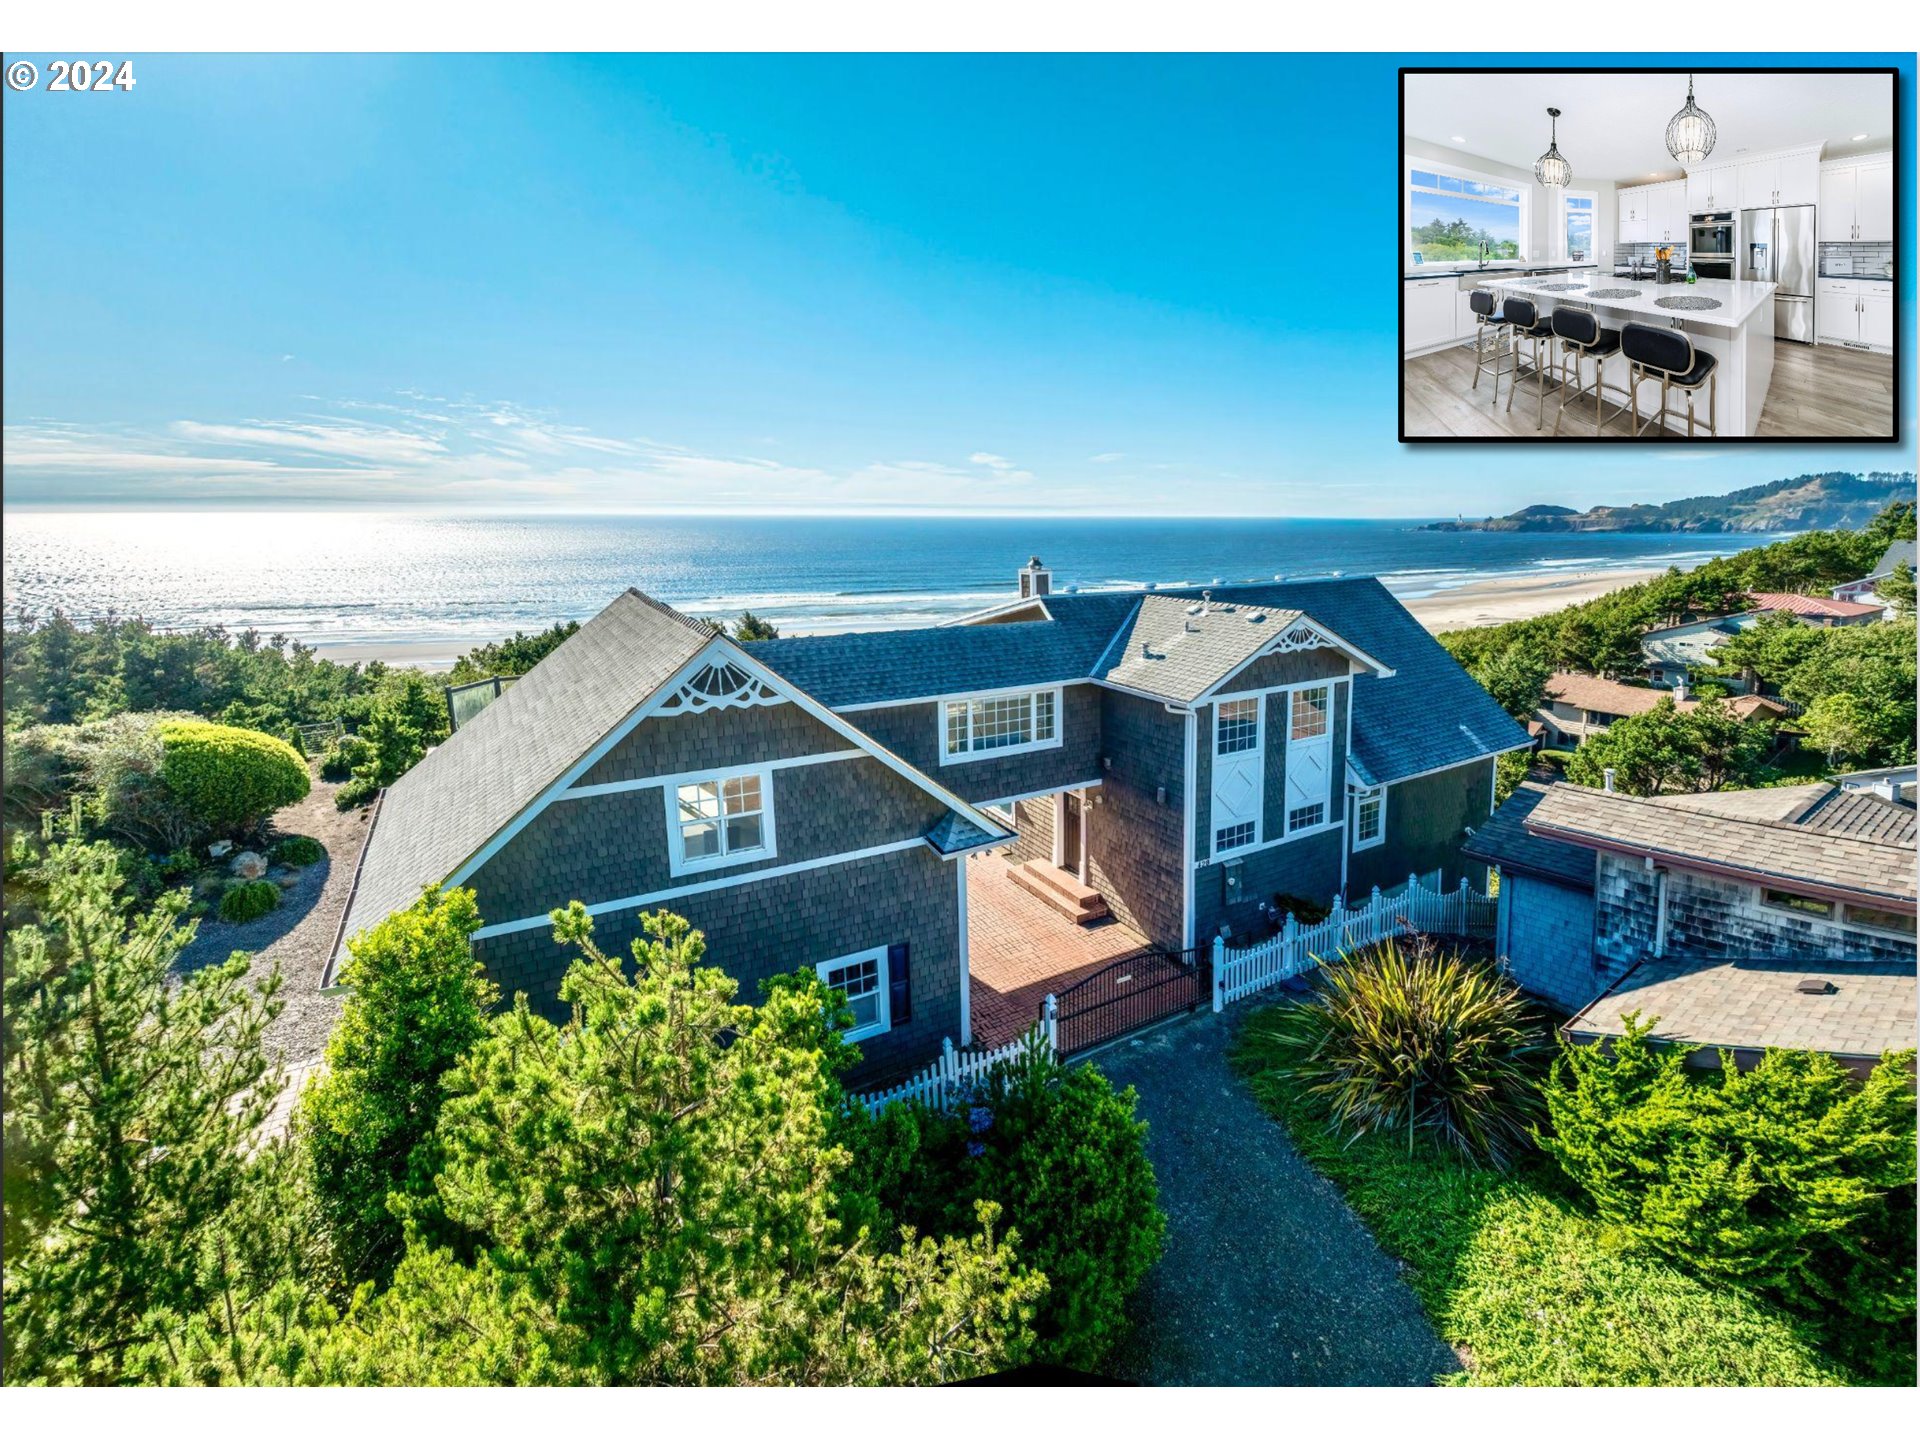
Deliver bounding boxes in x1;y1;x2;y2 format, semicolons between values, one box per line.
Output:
1741;203;1816;344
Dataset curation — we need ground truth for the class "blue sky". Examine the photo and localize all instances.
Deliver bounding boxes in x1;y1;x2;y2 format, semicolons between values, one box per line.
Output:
3;52;1913;516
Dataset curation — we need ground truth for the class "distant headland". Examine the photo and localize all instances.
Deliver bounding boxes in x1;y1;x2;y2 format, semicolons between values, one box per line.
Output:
1423;471;1916;535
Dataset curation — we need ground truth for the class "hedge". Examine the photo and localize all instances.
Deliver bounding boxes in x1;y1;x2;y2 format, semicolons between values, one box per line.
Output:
219;880;281;924
155;721;310;835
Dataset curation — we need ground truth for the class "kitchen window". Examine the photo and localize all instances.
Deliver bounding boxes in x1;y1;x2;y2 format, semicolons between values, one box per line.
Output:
1561;191;1597;261
941;687;1061;764
1407;163;1526;267
1352;786;1385;850
817;947;889;1042
668;768;774;875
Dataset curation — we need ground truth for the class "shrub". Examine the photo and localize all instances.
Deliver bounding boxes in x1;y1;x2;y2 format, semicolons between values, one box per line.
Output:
270;835;326;867
1542;1018;1917;1328
1253;936;1547;1168
319;734;375;782
218;879;281;924
839;1038;1164;1368
156;720;309;835
333;775;379;811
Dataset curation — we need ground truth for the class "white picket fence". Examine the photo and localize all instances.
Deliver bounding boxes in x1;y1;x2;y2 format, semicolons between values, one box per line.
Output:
851;1018;1057;1116
1212;872;1497;1010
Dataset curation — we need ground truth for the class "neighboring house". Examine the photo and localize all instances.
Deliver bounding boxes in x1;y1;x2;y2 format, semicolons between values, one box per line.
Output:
1467;779;1917;1072
1642;591;1886;692
1837;764;1917;808
1832;538;1917;607
331;562;1528;1077
1536;671;1785;748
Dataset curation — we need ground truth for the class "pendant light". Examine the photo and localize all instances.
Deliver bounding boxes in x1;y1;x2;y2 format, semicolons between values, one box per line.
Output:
1665;73;1716;165
1534;107;1571;188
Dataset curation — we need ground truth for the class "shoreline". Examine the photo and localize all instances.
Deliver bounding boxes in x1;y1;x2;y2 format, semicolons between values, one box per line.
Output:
307;565;1664;670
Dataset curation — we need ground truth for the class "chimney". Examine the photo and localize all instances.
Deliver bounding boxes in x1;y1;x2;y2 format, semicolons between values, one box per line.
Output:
1673;681;1689;703
1018;556;1052;599
1603;768;1617;793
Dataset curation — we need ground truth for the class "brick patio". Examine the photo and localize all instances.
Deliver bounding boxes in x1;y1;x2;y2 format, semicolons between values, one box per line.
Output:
967;854;1154;1047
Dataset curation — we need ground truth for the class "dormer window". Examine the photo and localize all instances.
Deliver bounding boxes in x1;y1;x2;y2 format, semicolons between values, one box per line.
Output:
941;686;1062;765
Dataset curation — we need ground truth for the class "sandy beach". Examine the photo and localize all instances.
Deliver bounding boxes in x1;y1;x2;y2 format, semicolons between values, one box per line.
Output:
307;565;1661;670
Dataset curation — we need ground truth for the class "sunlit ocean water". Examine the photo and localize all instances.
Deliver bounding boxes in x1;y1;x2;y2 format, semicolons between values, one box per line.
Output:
2;510;1762;649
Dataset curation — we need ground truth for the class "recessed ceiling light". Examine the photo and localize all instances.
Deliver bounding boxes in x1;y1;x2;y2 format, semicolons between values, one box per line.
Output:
1451;135;1466;143
1852;133;1869;141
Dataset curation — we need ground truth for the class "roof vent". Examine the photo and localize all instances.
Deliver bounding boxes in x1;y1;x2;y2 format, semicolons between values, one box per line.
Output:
1186;603;1204;615
1144;582;1157;591
1247;612;1266;624
1274;573;1287;581
1796;976;1835;995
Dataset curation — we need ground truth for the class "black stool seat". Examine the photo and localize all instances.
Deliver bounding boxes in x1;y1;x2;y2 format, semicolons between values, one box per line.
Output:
1663;351;1717;387
1577;328;1623;357
1513;318;1554;337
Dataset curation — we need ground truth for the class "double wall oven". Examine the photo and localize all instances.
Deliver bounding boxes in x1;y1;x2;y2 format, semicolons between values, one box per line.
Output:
1688;212;1735;280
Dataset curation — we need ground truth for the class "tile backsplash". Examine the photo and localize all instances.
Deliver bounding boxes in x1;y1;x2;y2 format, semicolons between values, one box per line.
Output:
1617;241;1689;268
1819;241;1894;279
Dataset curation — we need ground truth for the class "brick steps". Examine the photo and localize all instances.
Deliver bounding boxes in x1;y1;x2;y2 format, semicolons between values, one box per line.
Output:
1010;861;1110;926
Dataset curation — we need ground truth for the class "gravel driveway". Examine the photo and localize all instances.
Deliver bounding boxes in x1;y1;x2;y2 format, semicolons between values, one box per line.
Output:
1097;1007;1460;1386
175;776;371;1073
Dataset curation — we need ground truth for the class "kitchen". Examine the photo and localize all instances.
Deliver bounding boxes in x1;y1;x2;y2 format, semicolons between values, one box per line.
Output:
1401;70;1895;440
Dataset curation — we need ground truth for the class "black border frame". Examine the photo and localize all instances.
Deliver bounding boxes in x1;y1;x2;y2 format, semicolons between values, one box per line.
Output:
1398;64;1903;445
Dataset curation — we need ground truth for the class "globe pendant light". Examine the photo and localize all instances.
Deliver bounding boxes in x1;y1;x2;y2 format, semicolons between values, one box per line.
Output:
1665;73;1716;165
1534;107;1571;188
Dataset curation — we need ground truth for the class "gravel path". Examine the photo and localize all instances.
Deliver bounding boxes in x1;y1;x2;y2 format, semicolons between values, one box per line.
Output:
174;776;371;1071
1097;1006;1460;1386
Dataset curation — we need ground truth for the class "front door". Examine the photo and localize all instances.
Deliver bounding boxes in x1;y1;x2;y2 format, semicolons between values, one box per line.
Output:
1062;791;1085;877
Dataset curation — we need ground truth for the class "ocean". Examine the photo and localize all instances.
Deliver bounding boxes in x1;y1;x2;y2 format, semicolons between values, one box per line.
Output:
1;510;1764;651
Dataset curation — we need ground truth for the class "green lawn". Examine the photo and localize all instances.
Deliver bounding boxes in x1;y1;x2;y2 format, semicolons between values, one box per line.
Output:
1231;1010;1881;1387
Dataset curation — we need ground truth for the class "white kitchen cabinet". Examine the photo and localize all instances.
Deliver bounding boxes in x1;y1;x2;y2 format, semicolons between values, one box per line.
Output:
1855;161;1893;243
1686;165;1735;213
1738;158;1779;211
1404;278;1455;354
1617;184;1649;244
1818;279;1894;352
1819;167;1858;243
1652;182;1687;244
1777;151;1819;207
1861;290;1893;351
1454;289;1482;342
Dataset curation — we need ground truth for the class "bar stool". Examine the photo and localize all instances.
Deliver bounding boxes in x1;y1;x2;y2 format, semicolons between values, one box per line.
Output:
1501;297;1559;429
1621;323;1719;438
1467;289;1514;397
1550;306;1630;436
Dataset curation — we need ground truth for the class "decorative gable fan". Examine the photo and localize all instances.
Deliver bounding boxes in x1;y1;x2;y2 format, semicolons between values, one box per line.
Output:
658;659;783;715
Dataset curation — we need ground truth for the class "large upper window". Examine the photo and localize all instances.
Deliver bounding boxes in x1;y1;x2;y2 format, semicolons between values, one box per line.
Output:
818;947;890;1042
941;687;1060;764
1561;191;1597;261
1290;685;1330;742
668;768;773;875
1408;165;1525;266
1216;697;1260;755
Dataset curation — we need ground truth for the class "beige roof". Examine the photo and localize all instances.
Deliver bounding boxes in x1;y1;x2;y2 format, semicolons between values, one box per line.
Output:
1544;672;1783;722
1566;959;1916;1062
1526;783;1917;908
1098;594;1380;705
1641;784;1829;824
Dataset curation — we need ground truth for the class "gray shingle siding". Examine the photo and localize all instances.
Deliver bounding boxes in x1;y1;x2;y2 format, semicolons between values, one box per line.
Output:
473;843;960;1083
1010;797;1055;867
1224;646;1350;696
1348;757;1495;896
1195;829;1345;944
1085;688;1186;947
846;683;1103;804
578;701;852;788
1496;872;1606;1013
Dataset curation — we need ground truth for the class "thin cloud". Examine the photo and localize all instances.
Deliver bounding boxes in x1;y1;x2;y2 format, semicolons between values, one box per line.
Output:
1088;452;1125;463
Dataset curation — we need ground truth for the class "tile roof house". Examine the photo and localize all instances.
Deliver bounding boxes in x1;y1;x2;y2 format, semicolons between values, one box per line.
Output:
1467;777;1916;1071
1641;589;1888;694
332;562;1529;1078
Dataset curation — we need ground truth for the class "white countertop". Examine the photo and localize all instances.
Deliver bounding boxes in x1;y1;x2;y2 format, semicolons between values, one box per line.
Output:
1488;274;1777;329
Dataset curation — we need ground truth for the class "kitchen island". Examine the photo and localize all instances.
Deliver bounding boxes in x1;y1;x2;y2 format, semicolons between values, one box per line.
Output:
1484;274;1777;437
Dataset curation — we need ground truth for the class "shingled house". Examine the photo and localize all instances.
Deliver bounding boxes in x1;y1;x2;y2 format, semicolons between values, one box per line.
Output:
331;561;1529;1078
1467;779;1917;1072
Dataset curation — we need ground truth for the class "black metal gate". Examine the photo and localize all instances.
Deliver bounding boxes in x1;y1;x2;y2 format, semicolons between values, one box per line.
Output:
1047;945;1210;1058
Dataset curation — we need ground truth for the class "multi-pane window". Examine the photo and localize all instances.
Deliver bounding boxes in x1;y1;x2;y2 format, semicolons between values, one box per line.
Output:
942;688;1059;762
1353;787;1385;849
1563;192;1596;261
1844;905;1916;936
1408;166;1525;266
1215;820;1256;854
818;948;888;1041
1762;888;1833;920
1216;697;1259;755
1290;686;1330;741
1288;802;1325;833
672;771;768;872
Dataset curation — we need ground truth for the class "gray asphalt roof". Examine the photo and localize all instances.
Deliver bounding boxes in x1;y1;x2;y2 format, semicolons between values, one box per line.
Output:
749;577;1530;786
1790;786;1919;846
1463;781;1596;887
1870;539;1917;581
1565;959;1916;1062
331;590;717;974
1526;783;1917;907
1099;595;1308;704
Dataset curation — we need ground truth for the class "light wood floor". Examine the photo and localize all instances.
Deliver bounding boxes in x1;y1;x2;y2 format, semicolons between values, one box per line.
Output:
1403;337;1894;440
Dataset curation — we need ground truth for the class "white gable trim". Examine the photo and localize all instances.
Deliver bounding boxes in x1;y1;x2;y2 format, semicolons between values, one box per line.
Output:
443;635;1012;895
1193;616;1393;706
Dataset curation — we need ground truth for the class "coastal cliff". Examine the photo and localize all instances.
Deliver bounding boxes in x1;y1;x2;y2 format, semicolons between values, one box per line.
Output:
1424;471;1915;534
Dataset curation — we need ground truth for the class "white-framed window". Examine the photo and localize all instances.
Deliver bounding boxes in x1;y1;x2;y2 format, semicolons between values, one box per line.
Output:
1288;801;1326;833
1407;161;1528;268
818;946;889;1042
1352;786;1386;850
1289;685;1330;742
940;686;1061;765
1216;697;1260;755
1215;819;1256;854
1560;189;1597;261
666;765;775;876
